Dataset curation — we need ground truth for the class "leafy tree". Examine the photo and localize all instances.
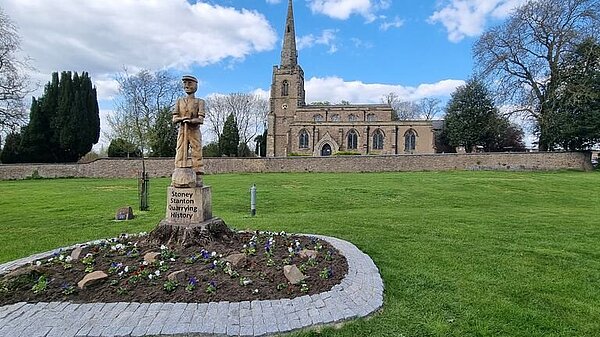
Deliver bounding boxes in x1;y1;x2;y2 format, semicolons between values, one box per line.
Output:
149;107;177;157
0;8;31;135
202;142;220;157
474;0;600;150
107;138;141;157
0;131;23;163
237;143;253;157
18;71;99;162
219;113;240;156
551;37;600;150
444;79;505;152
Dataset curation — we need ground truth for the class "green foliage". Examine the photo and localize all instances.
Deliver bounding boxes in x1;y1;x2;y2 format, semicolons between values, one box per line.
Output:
107;138;141;158
237;142;253;157
550;38;600;150
0;131;23;163
16;72;100;163
444;79;525;152
149;107;177;157
219;113;240;157
202;142;220;157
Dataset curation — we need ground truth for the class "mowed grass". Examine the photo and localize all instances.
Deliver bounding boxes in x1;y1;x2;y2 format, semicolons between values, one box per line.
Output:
1;170;599;336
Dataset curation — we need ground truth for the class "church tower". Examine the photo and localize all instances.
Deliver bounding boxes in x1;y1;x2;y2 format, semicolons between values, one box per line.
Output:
267;0;306;157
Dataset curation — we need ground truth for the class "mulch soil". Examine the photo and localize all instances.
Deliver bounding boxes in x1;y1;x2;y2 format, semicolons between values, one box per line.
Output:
0;231;348;306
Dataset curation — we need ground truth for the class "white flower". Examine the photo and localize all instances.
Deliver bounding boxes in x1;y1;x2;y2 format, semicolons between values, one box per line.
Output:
243;244;247;249
65;256;73;263
160;245;167;250
159;261;164;266
288;247;293;253
169;258;175;262
118;271;123;277
253;289;259;294
148;274;154;280
211;251;217;257
143;261;149;266
58;254;65;261
35;261;42;266
155;270;161;276
124;266;129;273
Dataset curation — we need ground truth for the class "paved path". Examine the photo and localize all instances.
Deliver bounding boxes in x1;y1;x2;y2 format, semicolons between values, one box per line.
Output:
0;235;383;336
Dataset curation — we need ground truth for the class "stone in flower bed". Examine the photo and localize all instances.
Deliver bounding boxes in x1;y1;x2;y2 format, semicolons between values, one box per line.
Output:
0;231;347;305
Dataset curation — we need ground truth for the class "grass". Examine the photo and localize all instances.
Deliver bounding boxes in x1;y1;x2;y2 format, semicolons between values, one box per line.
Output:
1;170;599;336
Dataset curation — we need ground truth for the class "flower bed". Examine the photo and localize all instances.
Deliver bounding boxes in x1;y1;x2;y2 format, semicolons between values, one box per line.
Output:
0;231;347;305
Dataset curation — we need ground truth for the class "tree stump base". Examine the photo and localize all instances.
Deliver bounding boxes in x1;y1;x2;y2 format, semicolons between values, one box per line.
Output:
148;218;234;247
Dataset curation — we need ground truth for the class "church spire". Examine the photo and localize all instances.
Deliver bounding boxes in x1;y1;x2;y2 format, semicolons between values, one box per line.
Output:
280;0;298;68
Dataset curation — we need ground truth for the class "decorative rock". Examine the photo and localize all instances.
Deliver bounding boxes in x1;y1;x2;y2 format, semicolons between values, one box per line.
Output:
70;246;83;261
77;271;108;289
115;206;134;220
144;252;160;264
224;253;246;267
299;249;318;259
167;270;187;283
283;264;307;285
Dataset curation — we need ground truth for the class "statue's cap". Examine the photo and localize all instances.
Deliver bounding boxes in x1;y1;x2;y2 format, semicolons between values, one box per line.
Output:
182;75;198;83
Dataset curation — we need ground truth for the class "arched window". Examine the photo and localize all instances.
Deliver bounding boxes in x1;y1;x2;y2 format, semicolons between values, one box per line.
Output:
348;114;358;122
282;80;289;96
367;113;377;122
313;114;324;122
330;114;340;122
347;130;358;150
404;129;416;152
299;129;309;149
372;129;384;150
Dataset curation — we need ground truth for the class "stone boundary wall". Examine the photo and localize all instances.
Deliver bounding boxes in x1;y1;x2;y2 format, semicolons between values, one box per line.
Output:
0;152;593;180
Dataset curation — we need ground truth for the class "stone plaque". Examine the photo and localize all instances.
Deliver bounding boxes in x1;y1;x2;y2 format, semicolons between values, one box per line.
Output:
115;206;134;220
166;186;212;224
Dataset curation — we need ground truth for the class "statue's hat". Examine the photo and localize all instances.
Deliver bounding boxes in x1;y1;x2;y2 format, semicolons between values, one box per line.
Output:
182;75;198;83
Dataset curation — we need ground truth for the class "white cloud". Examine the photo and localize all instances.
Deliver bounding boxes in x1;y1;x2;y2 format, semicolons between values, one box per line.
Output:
429;0;526;42
307;0;389;22
379;16;404;31
305;76;465;103
3;0;277;88
266;0;282;4
298;29;339;53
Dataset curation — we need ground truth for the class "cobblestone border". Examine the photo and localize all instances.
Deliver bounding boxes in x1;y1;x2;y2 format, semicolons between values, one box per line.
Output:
0;235;383;336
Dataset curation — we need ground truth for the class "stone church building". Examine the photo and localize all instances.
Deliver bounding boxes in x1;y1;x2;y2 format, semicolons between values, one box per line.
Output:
267;0;436;157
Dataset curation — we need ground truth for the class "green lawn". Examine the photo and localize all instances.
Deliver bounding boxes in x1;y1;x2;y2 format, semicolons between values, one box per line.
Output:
1;171;599;336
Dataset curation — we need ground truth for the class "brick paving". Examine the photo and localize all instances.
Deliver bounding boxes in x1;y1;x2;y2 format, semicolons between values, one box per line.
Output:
0;235;383;336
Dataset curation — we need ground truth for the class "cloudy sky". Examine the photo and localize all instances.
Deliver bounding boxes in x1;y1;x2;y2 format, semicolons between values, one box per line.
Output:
3;0;528;145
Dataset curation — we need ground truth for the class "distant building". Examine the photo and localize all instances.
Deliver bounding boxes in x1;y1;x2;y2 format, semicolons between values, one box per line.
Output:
267;0;437;157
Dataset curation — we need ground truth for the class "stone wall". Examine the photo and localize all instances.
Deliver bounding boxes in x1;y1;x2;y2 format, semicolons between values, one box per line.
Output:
0;152;593;180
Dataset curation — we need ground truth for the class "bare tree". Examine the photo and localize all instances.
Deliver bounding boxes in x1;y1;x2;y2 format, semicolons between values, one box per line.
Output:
0;8;32;135
107;69;179;155
474;0;600;150
418;97;442;120
205;92;269;146
382;92;419;120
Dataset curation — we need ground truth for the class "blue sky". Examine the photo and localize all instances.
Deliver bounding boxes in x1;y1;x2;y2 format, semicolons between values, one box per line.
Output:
3;0;528;144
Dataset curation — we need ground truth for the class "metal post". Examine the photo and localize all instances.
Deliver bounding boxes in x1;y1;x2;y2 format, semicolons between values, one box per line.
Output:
250;184;257;216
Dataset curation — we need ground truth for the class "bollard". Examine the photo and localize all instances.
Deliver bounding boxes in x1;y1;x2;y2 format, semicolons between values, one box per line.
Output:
250;184;257;216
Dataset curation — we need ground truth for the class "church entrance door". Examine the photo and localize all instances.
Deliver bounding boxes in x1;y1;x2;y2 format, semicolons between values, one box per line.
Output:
321;144;332;156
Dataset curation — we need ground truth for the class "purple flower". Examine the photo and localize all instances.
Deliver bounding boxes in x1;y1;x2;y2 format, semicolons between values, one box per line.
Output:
188;277;198;286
